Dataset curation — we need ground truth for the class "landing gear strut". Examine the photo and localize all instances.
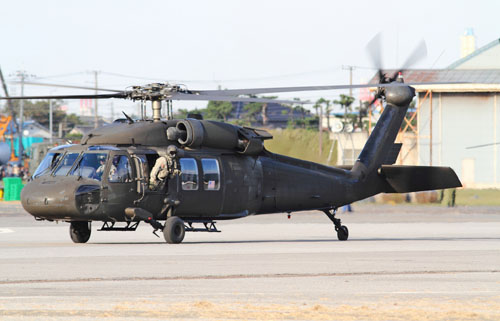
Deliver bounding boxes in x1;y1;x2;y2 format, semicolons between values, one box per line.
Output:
323;208;349;241
69;221;91;243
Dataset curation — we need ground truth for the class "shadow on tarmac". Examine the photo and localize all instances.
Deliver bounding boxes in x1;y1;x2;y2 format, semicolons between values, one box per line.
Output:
91;236;500;245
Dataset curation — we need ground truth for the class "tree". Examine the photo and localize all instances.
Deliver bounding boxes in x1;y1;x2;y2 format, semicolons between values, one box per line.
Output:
315;98;332;131
174;108;206;119
2;99;82;130
175;108;190;119
243;96;277;125
333;94;355;127
205;101;234;121
284;98;309;129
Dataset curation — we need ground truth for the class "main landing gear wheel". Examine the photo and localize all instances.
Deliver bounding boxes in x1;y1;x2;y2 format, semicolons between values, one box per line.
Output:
336;225;349;241
163;216;185;244
69;221;91;243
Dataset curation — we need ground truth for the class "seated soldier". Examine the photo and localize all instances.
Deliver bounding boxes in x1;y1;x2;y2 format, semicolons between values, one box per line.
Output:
108;156;119;182
95;156;107;179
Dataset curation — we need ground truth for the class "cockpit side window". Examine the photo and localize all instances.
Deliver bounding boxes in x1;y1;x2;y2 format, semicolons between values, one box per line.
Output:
53;153;80;176
33;152;62;178
70;153;108;181
108;155;133;183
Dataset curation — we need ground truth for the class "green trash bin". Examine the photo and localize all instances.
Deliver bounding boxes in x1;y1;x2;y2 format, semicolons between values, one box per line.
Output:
3;177;23;201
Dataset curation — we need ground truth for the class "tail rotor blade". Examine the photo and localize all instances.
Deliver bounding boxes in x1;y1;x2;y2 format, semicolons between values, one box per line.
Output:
366;32;383;71
392;39;428;79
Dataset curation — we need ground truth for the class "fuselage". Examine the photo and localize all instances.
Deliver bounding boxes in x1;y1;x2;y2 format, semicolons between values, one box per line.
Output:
21;142;368;222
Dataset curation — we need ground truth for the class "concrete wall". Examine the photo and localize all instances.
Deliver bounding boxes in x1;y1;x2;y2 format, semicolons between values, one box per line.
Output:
329;132;368;166
418;91;500;187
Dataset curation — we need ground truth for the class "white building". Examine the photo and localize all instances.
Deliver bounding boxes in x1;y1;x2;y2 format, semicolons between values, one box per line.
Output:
372;37;500;188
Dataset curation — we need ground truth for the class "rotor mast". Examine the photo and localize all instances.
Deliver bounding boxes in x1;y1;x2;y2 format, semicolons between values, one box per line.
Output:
152;99;162;122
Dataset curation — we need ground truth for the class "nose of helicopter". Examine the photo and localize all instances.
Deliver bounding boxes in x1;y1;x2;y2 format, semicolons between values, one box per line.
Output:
21;178;99;220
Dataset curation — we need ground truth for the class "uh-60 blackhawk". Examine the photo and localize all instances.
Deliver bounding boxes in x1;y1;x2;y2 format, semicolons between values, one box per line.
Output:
0;76;461;244
0;38;463;244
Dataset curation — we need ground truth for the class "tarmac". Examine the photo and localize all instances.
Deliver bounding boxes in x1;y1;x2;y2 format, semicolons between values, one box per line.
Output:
0;202;499;320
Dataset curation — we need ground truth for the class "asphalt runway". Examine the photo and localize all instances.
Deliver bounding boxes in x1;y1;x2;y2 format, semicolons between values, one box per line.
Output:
0;202;499;320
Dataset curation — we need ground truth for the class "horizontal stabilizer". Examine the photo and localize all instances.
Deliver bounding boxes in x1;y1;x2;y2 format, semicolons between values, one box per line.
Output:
381;165;462;193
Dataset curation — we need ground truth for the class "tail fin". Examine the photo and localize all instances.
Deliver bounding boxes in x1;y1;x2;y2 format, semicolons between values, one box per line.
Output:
351;83;415;179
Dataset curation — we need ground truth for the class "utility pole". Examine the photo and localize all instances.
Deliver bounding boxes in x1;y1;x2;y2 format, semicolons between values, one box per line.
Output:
49;99;53;143
13;70;32;162
48;89;57;144
319;104;323;157
342;65;355;126
342;65;355;98
110;100;114;121
92;70;100;128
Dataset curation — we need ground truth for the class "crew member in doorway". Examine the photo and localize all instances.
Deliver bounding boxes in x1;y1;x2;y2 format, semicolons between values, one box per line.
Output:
149;145;181;190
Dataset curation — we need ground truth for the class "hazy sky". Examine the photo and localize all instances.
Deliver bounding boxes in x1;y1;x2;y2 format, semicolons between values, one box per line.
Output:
1;0;499;117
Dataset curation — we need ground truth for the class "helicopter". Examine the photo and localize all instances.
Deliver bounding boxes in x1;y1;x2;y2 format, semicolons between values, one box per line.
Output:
0;38;463;244
0;77;461;244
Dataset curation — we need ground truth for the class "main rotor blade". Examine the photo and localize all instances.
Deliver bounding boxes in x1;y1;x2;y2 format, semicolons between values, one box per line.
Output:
0;92;128;100
192;81;467;97
170;93;307;104
466;142;500;149
9;81;122;93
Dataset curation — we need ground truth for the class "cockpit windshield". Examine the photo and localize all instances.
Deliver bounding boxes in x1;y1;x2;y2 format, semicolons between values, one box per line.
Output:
33;152;62;178
53;153;80;176
70;153;108;181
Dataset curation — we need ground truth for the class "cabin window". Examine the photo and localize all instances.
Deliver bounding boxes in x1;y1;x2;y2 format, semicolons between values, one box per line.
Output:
201;159;220;191
70;153;108;181
180;158;198;190
33;152;62;178
54;153;80;176
109;155;133;183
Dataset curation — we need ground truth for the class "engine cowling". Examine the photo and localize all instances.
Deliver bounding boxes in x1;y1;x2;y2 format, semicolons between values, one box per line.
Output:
174;119;270;155
176;119;239;149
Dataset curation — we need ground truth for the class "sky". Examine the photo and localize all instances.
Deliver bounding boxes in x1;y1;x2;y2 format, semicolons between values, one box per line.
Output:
0;0;499;118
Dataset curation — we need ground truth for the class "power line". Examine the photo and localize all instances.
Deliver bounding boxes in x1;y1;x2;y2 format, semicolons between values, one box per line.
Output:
34;71;87;80
100;66;377;84
100;71;166;82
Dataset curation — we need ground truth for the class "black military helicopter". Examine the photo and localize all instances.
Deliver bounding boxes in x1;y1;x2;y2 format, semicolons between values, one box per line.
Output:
1;39;462;244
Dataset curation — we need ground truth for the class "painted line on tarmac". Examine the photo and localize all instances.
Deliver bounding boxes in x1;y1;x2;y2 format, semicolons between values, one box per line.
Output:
369;290;500;294
0;228;14;234
0;269;498;285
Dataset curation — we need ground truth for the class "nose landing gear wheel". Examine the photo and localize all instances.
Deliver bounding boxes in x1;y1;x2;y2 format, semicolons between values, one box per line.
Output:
69;221;91;243
163;217;185;244
336;225;349;241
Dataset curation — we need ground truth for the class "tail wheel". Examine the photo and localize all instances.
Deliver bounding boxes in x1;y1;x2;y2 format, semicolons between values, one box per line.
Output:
163;217;185;244
337;225;349;241
69;221;91;243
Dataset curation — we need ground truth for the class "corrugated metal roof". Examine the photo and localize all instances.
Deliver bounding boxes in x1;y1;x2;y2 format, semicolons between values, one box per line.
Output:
369;69;500;85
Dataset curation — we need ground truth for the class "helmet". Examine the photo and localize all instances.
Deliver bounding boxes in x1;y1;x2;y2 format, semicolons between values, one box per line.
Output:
167;145;178;157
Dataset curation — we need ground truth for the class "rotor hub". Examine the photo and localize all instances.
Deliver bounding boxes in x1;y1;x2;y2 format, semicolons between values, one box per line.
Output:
127;83;191;101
